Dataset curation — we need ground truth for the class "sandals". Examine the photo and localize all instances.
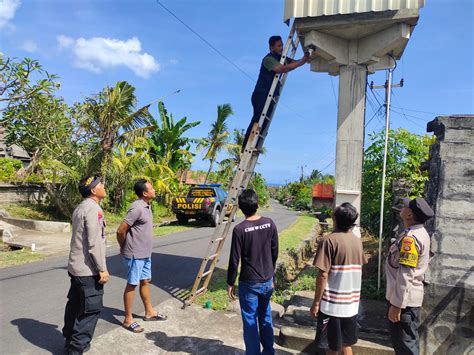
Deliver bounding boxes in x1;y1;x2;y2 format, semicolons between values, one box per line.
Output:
122;321;144;333
143;312;168;321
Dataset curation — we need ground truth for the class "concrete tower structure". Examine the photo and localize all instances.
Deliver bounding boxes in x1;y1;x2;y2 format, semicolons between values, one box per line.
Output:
284;0;425;216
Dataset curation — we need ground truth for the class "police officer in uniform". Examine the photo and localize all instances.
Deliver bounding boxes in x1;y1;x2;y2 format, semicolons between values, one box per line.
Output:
242;35;310;151
63;176;109;355
386;197;434;355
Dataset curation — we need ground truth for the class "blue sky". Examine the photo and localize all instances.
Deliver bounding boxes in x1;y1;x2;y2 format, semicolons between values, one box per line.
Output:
1;0;473;184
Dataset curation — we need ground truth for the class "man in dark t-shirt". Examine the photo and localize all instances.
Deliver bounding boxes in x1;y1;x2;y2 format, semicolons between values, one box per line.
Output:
227;189;278;354
242;35;310;151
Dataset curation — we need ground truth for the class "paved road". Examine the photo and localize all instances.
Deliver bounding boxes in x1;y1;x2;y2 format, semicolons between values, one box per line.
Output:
0;200;298;354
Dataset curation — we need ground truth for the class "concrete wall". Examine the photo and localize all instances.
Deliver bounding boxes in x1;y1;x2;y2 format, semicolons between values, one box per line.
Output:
421;115;474;354
0;184;47;204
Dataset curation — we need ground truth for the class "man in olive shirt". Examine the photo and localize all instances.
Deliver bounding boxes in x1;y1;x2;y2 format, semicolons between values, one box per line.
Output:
117;179;167;333
63;176;109;355
242;35;310;150
386;197;434;355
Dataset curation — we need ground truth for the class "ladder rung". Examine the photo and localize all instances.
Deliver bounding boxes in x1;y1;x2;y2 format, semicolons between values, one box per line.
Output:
195;286;206;296
201;270;212;278
212;237;225;243
207;253;219;261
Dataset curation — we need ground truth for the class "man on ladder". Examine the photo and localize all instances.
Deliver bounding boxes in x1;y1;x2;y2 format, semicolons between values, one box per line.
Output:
242;35;310;150
185;24;305;308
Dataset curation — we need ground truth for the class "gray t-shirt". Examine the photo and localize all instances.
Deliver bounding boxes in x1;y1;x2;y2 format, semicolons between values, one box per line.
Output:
121;199;153;259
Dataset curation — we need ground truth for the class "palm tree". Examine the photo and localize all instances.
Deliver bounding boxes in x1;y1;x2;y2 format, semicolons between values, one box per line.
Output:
197;104;234;184
78;81;155;178
218;128;244;181
148;101;200;172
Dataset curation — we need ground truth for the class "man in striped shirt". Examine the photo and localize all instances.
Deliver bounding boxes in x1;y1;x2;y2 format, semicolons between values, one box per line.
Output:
310;203;365;355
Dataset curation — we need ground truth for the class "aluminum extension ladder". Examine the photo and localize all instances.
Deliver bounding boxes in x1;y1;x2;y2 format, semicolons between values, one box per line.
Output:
184;24;300;307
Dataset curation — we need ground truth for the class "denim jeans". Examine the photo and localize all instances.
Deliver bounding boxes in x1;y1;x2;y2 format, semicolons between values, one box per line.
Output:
238;278;274;355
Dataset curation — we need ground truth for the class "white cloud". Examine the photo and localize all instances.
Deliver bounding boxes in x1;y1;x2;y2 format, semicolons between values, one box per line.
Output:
0;0;21;29
56;35;160;78
20;40;37;53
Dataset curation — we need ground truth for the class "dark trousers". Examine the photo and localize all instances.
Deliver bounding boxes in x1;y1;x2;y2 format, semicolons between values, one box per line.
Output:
63;273;104;353
243;91;277;151
389;306;421;355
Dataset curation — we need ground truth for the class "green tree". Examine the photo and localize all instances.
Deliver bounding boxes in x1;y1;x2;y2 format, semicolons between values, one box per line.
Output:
361;128;434;235
0;55;59;108
0;157;22;182
197;104;235;183
76;81;155;178
217;128;244;182
3;91;82;217
148;102;200;172
248;172;270;207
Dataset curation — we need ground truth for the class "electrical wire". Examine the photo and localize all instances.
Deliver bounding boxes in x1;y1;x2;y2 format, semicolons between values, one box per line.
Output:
155;0;255;82
155;0;317;124
320;158;336;173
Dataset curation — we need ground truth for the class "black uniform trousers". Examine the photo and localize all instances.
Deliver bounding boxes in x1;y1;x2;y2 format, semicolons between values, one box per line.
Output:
63;273;104;353
243;90;278;151
389;306;421;355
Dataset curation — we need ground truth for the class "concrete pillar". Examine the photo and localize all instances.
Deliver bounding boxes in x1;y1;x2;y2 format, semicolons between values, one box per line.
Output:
334;63;366;217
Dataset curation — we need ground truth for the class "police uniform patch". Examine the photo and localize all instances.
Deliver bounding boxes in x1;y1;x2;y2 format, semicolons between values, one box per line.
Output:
399;236;419;267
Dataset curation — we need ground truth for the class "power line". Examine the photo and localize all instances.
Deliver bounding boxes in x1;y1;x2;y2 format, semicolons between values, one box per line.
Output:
365;105;384;128
155;0;255;82
329;76;338;108
155;0;317;124
390;105;447;117
320;158;336;173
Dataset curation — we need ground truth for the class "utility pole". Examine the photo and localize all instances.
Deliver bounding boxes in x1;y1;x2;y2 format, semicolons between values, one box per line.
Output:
370;62;404;290
298;165;307;183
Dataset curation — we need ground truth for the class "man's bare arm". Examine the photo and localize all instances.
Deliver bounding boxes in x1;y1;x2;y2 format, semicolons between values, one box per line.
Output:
116;222;130;248
310;269;328;317
273;54;310;74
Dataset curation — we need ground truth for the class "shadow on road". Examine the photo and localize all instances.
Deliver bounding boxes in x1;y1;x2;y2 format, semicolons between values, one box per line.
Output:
105;251;227;305
10;318;64;354
10;306;125;354
145;331;244;354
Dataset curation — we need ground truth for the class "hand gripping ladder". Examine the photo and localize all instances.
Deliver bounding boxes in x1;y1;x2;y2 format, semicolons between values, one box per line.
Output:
184;24;300;308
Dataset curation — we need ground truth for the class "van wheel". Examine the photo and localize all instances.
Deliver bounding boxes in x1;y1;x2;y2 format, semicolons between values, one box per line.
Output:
177;214;188;225
210;209;220;227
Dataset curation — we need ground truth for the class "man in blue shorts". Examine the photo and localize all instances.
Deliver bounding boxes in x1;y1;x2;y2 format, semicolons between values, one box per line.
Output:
117;179;167;333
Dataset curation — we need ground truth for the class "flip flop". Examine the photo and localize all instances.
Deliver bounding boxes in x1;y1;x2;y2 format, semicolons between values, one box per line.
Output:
122;322;144;333
143;312;168;321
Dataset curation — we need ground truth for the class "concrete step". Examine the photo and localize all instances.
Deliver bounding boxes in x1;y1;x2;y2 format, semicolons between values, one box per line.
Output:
278;325;394;355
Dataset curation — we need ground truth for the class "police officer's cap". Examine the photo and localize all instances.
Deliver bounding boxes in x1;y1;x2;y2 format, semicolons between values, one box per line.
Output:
393;197;434;222
78;175;101;196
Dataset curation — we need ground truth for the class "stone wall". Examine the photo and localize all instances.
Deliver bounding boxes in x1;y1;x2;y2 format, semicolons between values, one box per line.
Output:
0;183;48;204
421;115;474;354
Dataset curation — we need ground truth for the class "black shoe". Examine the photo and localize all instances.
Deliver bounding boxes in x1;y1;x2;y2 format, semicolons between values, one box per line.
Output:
66;343;90;355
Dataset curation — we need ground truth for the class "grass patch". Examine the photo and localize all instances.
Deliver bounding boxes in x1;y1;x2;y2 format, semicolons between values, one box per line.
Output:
153;223;194;237
360;229;386;300
279;215;317;253
194;268;234;311
0;242;45;268
272;266;316;304
2;203;67;221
